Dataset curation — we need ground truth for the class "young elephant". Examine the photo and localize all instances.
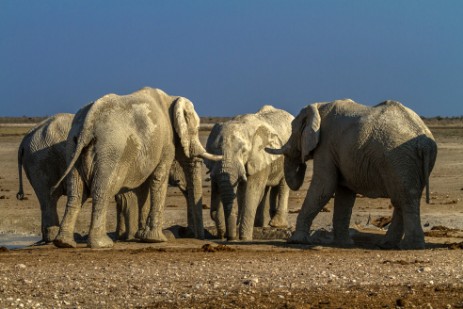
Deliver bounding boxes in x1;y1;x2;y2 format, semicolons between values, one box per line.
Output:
52;87;219;248
205;122;287;239
266;100;437;249
204;105;294;241
17;113;74;243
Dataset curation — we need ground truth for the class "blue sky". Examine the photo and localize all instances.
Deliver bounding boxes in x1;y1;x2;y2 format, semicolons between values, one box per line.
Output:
1;1;462;117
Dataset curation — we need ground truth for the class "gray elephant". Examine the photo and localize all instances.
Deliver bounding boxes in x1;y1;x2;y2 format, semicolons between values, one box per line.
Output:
17;113;74;243
52;87;219;248
205;105;294;241
17;113;196;243
266;100;437;249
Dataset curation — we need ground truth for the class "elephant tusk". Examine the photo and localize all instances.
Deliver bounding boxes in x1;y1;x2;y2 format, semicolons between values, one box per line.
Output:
199;152;223;161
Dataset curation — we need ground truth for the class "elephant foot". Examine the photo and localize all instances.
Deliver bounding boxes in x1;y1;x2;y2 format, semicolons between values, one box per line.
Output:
88;233;114;248
377;240;400;250
269;215;288;228
227;235;239;242
216;229;226;240
288;230;311;244
239;236;253;242
44;226;60;243
140;228;168;243
332;237;355;247
399;238;425;250
53;232;77;248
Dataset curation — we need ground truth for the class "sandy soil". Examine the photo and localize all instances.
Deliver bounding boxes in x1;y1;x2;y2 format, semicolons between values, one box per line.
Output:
0;123;462;308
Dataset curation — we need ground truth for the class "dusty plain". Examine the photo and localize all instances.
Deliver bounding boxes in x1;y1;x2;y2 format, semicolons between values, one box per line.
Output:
0;119;462;308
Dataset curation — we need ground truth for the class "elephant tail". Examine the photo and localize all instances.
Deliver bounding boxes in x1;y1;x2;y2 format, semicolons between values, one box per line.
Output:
420;139;436;204
50;110;95;196
16;145;25;200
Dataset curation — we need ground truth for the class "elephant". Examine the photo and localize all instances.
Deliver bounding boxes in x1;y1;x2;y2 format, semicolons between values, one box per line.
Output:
204;105;294;241
266;99;437;249
17;113;74;243
16;113;197;244
205;122;288;239
52;87;219;248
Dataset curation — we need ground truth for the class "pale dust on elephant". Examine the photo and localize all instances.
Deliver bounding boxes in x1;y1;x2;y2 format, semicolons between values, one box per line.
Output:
204;105;294;241
266;99;437;250
52;87;219;248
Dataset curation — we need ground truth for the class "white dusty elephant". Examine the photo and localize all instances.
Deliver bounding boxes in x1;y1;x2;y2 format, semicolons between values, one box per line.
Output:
16;113;196;244
205;122;288;239
17;113;74;243
266;100;437;249
52;87;219;248
204;105;294;241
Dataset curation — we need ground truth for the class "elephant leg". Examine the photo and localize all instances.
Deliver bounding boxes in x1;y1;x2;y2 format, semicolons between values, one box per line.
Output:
54;168;85;248
289;165;337;244
398;197;425;249
239;172;268;241
35;187;59;243
254;187;270;227
269;180;290;228
116;192;140;241
380;205;404;249
44;192;61;243
332;186;356;246
140;164;170;243
115;194;126;240
88;194;114;248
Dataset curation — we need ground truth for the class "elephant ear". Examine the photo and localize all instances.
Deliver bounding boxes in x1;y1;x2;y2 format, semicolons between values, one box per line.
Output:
300;104;321;162
246;125;282;175
173;97;199;158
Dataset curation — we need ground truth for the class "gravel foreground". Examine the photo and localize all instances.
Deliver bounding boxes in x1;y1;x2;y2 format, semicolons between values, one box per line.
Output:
1;239;463;309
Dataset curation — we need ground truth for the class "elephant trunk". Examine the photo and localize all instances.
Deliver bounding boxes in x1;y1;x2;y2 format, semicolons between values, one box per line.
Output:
218;174;238;241
284;157;307;191
186;158;205;239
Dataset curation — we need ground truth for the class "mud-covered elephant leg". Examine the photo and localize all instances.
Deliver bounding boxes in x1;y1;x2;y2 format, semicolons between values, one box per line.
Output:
380;205;404;249
116;191;139;241
398;197;425;249
54;168;87;248
269;180;289;228
332;185;356;246
117;183;150;241
140;161;172;243
34;186;60;243
289;165;337;244
239;171;268;241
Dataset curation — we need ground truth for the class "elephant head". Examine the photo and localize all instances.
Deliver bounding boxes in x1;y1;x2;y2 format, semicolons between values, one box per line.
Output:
266;104;321;190
210;120;283;240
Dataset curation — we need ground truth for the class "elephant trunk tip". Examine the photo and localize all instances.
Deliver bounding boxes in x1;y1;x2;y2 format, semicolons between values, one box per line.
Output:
16;191;24;200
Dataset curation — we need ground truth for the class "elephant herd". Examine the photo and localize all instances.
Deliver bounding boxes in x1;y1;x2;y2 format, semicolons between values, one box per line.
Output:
17;87;437;250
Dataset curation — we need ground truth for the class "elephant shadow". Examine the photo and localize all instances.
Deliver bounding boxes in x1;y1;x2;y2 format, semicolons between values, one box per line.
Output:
205;227;452;250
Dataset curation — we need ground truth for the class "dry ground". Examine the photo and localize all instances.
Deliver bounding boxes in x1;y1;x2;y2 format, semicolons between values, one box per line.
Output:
0;121;462;308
